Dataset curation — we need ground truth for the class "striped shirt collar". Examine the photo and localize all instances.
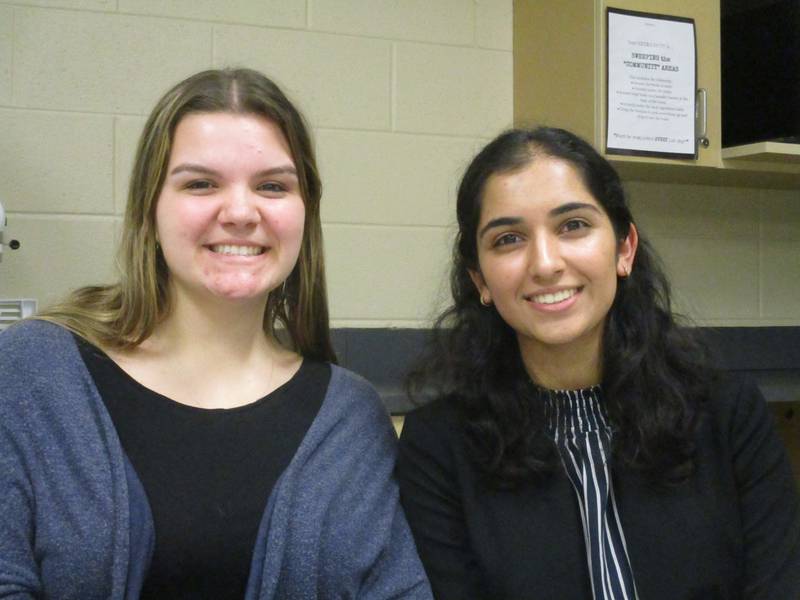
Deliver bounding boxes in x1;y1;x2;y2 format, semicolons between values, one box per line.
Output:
540;386;611;437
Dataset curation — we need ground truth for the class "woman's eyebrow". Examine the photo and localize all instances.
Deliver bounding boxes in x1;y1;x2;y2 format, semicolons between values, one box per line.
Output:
168;164;297;177
253;166;298;178
169;163;221;177
549;202;601;217
479;216;523;239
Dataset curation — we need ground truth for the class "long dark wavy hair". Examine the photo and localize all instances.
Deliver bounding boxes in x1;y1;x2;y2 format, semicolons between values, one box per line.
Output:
410;127;714;488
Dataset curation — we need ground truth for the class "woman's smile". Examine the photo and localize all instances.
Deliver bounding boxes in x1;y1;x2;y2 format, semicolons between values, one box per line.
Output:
207;244;267;256
525;286;583;311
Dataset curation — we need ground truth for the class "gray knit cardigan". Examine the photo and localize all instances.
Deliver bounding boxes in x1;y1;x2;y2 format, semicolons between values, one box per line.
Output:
0;320;432;599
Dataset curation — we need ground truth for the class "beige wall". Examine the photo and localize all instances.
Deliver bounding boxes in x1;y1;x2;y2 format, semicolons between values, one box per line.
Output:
0;1;797;328
627;182;800;326
0;0;511;327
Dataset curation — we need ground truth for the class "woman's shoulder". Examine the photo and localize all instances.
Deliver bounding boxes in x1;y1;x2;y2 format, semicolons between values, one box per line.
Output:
327;364;379;401
404;395;462;428
286;365;398;484
400;396;466;453
0;318;76;370
702;371;765;420
0;317;71;347
698;371;775;448
321;364;394;425
0;320;93;428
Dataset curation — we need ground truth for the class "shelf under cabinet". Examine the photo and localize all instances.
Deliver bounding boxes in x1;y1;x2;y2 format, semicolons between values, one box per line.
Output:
721;142;800;163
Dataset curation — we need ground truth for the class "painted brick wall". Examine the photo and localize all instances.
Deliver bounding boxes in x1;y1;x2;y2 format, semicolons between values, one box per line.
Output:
0;1;797;328
0;0;511;327
627;182;800;326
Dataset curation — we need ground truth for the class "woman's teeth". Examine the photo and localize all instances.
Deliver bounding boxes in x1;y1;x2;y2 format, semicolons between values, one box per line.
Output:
532;288;577;304
210;244;265;256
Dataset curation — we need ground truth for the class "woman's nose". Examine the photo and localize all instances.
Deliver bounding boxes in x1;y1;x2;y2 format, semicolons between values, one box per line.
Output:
528;234;565;280
218;187;261;226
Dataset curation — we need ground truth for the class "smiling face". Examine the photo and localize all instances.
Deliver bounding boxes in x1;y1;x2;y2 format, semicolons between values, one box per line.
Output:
470;156;637;368
155;112;305;308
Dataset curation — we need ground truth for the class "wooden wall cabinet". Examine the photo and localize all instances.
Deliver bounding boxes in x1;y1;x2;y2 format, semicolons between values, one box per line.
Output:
513;0;800;186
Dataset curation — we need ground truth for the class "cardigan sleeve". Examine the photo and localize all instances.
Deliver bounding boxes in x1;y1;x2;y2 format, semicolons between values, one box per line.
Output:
0;337;43;598
0;321;152;600
728;378;800;599
396;405;487;600
0;420;41;600
334;390;433;600
248;367;433;600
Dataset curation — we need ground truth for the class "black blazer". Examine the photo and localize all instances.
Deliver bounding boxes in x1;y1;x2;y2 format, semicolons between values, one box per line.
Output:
396;376;800;599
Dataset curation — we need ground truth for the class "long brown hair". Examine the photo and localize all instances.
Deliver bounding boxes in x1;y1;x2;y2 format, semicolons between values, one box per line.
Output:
39;68;336;362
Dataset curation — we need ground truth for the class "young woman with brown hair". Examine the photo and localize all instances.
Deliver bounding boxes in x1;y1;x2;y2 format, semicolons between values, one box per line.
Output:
0;68;431;600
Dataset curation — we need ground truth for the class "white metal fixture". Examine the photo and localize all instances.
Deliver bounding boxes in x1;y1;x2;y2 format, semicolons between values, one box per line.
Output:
0;299;37;330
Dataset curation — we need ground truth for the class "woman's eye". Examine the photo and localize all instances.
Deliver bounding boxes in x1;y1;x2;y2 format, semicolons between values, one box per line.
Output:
258;181;286;194
561;219;589;233
493;233;522;247
185;180;215;191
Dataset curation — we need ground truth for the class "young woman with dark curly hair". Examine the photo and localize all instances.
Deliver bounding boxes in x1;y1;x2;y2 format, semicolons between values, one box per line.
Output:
395;126;800;600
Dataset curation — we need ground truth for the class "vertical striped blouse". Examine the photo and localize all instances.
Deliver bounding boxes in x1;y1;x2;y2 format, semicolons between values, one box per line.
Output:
544;386;639;600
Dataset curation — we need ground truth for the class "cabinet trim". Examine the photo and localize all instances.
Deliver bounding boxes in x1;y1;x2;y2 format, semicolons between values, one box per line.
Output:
721;142;800;164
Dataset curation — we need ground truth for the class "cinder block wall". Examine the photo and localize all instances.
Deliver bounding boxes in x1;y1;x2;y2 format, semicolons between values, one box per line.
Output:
0;0;512;327
627;182;800;326
1;1;798;328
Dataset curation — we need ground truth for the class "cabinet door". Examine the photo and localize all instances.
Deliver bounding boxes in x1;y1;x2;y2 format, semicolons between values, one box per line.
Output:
514;1;598;146
514;1;721;169
599;0;721;168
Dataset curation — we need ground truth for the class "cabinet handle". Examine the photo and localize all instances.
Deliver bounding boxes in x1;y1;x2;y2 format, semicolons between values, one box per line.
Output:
696;88;709;149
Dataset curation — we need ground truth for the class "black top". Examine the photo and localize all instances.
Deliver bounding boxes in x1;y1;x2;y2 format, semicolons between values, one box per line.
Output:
396;375;800;600
76;336;330;600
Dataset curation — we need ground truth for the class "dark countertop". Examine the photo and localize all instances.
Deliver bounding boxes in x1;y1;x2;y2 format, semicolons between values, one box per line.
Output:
333;327;800;414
